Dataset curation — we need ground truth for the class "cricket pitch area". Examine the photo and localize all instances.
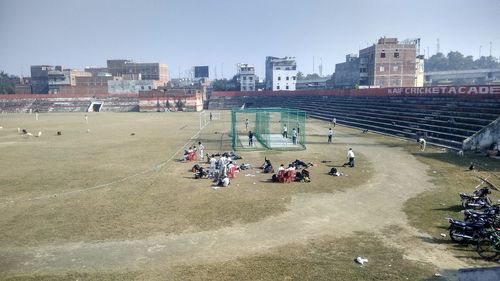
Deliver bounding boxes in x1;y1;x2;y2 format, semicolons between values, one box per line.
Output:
0;111;498;281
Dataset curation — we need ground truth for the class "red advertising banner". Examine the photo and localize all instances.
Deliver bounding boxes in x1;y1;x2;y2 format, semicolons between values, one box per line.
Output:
212;85;500;98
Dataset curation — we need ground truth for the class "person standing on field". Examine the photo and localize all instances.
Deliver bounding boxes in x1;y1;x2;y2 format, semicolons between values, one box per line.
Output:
198;141;205;160
347;148;355;167
248;130;254;147
283;124;288;138
328;128;333;143
292;128;297;144
245;118;249;131
332;117;336;127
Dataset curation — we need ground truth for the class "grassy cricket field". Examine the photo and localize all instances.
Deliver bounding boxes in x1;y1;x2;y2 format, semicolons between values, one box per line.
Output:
0;112;499;280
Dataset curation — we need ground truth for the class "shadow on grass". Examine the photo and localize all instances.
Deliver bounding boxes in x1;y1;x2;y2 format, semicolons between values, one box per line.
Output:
411;151;500;172
417;235;457;245
433;205;465;212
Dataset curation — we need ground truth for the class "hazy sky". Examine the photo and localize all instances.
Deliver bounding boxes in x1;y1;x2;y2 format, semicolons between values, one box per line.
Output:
1;0;499;78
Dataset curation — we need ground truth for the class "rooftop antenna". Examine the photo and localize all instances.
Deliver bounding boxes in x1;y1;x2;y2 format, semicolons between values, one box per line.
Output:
319;57;323;77
214;66;217;79
178;66;181;79
221;63;224;79
489;41;492;57
436;38;440;54
312;56;315;74
479;45;482;58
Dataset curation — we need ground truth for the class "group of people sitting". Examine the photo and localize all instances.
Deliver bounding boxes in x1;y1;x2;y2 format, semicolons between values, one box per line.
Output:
267;158;312;183
181;146;199;161
192;152;242;188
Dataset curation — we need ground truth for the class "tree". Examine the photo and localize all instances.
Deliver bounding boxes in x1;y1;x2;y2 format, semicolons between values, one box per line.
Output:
425;51;500;71
303;73;321;80
0;71;15;94
211;75;240;91
296;72;304;80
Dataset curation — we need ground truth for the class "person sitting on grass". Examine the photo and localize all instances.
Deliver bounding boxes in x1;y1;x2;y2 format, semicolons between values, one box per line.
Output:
295;168;310;182
262;159;274;173
217;176;230;187
194;167;208;179
285;164;296;179
183;147;195;161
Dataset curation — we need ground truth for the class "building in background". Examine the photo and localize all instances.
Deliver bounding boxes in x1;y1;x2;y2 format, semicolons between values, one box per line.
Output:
296;75;331;90
265;56;297;91
139;88;204;112
107;59;168;85
334;54;360;88
10;76;31;94
108;80;157;94
48;67;92;94
30;65;54;93
359;37;419;87
415;55;425;87
238;64;257;91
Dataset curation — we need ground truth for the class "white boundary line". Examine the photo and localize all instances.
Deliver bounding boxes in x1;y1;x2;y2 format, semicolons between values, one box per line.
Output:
0;121;210;206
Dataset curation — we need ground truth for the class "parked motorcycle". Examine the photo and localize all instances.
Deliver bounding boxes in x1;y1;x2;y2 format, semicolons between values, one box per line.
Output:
459;187;492;209
463;205;500;226
476;226;500;260
448;217;490;244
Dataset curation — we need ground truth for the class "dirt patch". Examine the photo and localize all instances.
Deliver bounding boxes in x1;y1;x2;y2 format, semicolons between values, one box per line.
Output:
0;117;467;278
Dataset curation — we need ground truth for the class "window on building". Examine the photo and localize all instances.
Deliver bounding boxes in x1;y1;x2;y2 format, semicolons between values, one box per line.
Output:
393;66;399;71
242;76;246;80
394;52;399;58
278;76;281;81
249;76;253;81
360;68;367;73
286;85;289;90
286;67;290;70
380;52;386;58
286;76;289;81
148;86;152;90
380;66;385;72
141;86;144;90
292;76;296;80
276;67;281;70
242;86;246;91
277;85;280;90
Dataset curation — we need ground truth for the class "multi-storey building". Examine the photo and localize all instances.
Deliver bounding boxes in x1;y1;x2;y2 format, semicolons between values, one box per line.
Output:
265;56;297;91
31;65;54;93
238;64;257;91
359;37;418;87
106;59;168;85
334;54;360;88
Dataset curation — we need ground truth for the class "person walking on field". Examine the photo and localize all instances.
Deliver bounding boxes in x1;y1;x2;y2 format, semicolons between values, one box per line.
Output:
283;124;288;138
328;128;333;143
346;148;355;167
292;128;297;145
332;117;337;127
198;141;205;160
245;118;249;131
248;130;254;147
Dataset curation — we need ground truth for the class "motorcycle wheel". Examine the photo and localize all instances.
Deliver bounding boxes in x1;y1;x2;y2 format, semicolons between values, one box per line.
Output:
476;238;498;260
449;227;467;244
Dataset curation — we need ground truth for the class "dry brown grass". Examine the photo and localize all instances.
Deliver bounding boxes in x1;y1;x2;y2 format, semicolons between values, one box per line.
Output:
0;112;372;247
